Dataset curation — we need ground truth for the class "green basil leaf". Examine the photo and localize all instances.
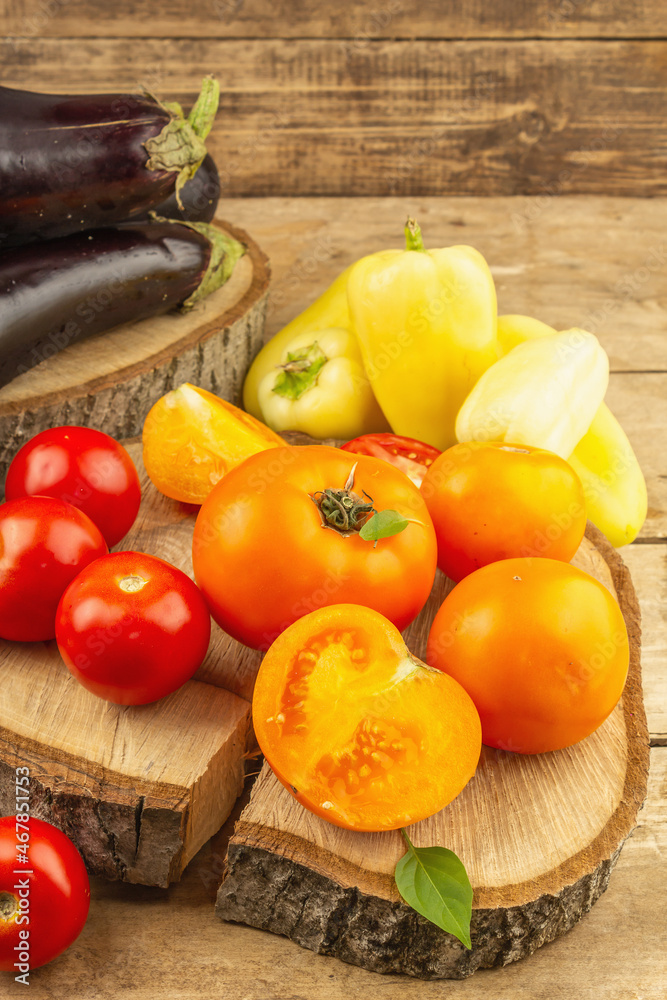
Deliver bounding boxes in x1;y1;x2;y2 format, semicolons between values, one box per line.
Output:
359;509;409;544
395;830;473;949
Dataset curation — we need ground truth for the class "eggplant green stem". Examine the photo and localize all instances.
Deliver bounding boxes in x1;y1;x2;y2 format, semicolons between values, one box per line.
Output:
187;76;220;142
144;77;220;208
179;221;246;310
405;217;426;253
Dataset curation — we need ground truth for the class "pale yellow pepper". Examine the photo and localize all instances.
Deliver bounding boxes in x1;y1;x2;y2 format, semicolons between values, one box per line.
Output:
456;329;609;459
256;327;388;439
243;266;353;421
494;315;647;546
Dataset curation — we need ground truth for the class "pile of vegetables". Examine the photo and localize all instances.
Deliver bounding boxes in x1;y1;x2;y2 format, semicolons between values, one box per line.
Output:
0;79;241;389
0;212;646;959
140;368;632;943
245;218;647;548
143;217;640;942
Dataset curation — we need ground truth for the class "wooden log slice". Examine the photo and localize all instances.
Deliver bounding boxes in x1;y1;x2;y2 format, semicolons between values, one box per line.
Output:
216;524;649;980
0;220;270;484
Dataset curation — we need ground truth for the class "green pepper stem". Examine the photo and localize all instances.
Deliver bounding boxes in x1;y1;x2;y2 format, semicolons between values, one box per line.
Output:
272;342;328;401
405;217;426;253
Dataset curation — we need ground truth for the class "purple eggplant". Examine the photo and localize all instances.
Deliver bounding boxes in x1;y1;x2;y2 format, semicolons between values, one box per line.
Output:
0;220;244;389
0;78;219;249
137;154;221;224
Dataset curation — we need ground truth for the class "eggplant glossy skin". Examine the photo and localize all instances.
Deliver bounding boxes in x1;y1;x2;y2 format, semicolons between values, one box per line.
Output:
141;154;221;224
0;223;209;389
0;86;176;247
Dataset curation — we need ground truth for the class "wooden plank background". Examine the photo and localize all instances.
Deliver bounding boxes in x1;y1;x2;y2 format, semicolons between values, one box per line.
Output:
1;2;665;196
3;0;667;38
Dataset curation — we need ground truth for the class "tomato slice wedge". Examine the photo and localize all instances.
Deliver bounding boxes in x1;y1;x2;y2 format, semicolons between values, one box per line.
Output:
341;433;441;486
253;604;481;832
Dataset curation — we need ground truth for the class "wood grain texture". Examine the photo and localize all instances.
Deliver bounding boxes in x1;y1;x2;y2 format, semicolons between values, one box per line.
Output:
217;525;650;979
619;543;667;745
3;0;667;38
1;39;665;196
0;221;270;485
0;682;249;887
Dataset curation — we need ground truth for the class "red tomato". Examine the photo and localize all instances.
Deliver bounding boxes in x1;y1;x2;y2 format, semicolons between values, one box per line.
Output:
0;815;90;973
192;445;437;650
0;497;108;642
420;441;587;581
426;558;629;754
56;551;211;705
5;426;141;548
341;433;441;486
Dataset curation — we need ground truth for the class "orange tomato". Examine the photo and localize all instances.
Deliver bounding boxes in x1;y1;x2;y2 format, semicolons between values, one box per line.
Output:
426;558;629;754
253;604;482;831
142;382;284;504
192;445;437;649
420;441;586;581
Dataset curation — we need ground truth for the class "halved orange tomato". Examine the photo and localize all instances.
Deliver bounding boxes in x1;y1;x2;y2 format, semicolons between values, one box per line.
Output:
253;604;482;832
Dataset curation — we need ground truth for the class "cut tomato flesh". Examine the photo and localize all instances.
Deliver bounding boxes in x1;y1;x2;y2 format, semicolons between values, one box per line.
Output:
341;434;441;486
253;605;482;832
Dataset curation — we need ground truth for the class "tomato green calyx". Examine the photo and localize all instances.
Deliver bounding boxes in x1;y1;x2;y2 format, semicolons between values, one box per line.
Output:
310;464;415;547
0;892;18;921
405;216;426;253
311;463;376;535
119;575;148;594
311;486;375;535
272;341;328;401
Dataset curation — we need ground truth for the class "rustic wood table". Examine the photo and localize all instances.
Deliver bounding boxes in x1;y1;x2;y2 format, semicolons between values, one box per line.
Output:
5;196;666;999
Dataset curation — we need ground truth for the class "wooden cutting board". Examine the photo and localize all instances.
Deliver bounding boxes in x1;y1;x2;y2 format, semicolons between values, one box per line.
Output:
0;220;270;485
216;523;649;980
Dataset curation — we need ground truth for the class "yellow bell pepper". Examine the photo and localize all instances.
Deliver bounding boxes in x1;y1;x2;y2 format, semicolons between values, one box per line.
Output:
456;328;609;459
243;265;353;421
347;219;499;450
497;313;556;354
496;315;647;546
568;402;648;547
255;327;389;439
